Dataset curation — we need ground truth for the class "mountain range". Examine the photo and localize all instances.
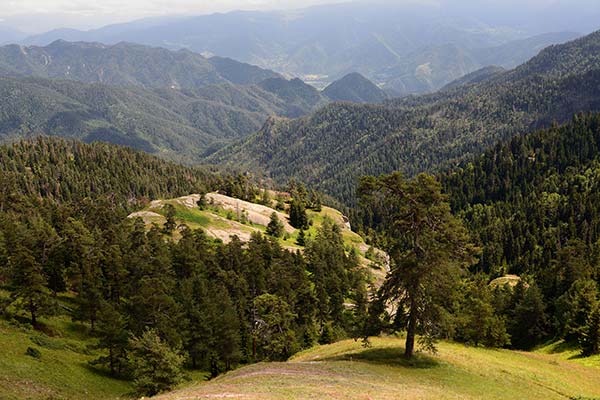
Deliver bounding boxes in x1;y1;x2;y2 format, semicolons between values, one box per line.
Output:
208;30;600;204
0;40;388;160
12;3;583;95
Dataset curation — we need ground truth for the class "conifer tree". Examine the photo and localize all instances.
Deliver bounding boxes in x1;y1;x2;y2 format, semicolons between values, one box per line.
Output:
289;200;308;229
128;329;184;396
266;212;284;238
163;204;177;234
9;246;54;326
92;302;129;376
359;173;478;358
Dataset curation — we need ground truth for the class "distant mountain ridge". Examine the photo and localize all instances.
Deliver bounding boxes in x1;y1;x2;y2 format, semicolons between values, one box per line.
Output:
14;3;583;96
0;40;281;89
208;30;600;204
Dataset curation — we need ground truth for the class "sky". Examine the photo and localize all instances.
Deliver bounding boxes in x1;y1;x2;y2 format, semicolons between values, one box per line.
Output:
0;0;597;34
0;0;351;32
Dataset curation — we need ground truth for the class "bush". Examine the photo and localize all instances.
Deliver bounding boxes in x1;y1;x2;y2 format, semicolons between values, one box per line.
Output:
25;346;41;359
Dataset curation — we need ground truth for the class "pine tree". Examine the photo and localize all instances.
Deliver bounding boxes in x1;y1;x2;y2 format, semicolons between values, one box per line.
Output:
509;281;547;350
296;229;306;246
9;246;54;327
91;302;129;376
266;212;284;238
581;305;600;356
163;204;177;234
359;173;478;358
253;294;297;360
289;200;308;229
128;329;184;396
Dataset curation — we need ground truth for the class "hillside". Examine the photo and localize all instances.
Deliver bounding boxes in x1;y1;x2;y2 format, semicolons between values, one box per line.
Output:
323;73;387;103
441;65;506;91
209;30;600;205
0;136;373;398
0;74;330;160
0;40;281;89
154;337;600;400
0;297;135;400
128;191;386;284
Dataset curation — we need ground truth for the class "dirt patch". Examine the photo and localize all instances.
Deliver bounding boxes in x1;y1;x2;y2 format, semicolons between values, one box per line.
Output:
206;193;295;233
128;211;163;219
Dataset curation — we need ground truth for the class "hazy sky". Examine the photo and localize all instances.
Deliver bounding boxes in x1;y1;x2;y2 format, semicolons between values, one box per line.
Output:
0;0;351;32
0;0;596;34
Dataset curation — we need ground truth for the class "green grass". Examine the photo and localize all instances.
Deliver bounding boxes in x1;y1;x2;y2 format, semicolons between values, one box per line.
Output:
536;340;600;368
154;337;600;400
0;317;133;400
0;289;213;400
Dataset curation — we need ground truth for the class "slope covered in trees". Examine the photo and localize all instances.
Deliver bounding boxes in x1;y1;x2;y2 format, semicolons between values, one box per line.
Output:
210;30;600;205
322;73;388;103
437;114;600;352
0;137;219;206
0;137;369;397
0;75;330;161
0;40;281;89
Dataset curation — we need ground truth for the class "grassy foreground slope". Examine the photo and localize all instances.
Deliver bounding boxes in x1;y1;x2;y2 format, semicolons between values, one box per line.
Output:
0;293;133;400
155;337;600;400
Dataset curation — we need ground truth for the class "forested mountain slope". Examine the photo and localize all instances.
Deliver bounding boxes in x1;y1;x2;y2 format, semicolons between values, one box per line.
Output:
323;73;388;103
0;74;332;161
210;30;600;204
0;137;219;206
0;40;281;89
435;113;600;354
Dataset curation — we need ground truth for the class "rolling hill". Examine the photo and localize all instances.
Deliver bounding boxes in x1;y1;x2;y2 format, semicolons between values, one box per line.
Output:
209;30;600;204
126;191;386;283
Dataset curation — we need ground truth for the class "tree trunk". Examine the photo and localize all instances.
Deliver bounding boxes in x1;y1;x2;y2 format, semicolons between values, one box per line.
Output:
405;298;417;358
30;300;37;327
109;346;115;376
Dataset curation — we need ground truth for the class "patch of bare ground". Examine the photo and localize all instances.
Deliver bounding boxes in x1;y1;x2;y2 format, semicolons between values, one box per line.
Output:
205;193;295;233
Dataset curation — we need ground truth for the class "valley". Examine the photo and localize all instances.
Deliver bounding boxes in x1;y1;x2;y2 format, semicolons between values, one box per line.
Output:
1;2;600;400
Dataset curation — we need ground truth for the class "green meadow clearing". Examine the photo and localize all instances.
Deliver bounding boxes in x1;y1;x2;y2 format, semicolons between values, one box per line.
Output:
154;337;600;400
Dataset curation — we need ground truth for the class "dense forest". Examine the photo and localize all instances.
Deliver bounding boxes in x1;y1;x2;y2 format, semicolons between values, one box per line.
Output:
2;115;600;396
439;113;600;351
211;30;600;205
353;114;600;358
0;137;367;396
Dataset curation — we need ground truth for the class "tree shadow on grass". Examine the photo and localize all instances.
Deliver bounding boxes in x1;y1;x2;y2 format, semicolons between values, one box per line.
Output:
319;346;440;369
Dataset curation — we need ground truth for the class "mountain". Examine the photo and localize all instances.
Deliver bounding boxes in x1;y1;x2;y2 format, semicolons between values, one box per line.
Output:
473;32;581;69
441;66;506;91
0;40;281;89
0;26;26;45
208;30;600;205
323;73;387;103
17;3;582;95
0;75;330;161
257;78;329;117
